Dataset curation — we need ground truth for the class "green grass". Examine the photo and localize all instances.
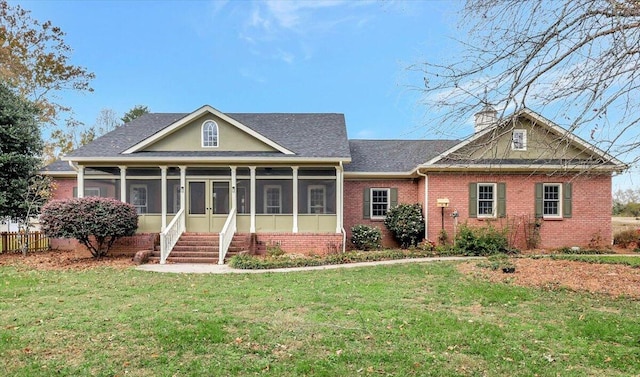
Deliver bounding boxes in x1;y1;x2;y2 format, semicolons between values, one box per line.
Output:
551;254;640;267
1;262;640;376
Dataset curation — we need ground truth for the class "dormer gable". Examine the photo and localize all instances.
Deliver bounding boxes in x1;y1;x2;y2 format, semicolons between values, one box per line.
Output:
123;105;294;155
422;108;626;172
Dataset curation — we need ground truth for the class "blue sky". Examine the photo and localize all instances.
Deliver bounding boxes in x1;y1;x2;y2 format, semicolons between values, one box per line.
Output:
16;0;458;139
13;0;638;190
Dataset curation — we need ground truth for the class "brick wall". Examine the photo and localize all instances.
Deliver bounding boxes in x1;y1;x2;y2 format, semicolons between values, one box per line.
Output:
51;178;76;200
426;172;612;249
255;233;343;255
343;179;421;249
50;233;157;257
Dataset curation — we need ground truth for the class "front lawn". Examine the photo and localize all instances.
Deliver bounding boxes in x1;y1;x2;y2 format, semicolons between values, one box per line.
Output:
1;261;639;376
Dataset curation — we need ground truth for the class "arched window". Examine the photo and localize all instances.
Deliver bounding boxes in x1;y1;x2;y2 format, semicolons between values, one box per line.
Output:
202;120;218;147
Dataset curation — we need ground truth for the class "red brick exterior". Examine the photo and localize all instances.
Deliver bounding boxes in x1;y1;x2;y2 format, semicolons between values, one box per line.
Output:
343;179;421;249
50;233;157;257
51;178;76;201
254;233;344;255
426;173;612;249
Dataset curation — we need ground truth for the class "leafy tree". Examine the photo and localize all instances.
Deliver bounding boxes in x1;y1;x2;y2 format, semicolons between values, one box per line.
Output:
0;0;94;124
417;0;640;167
0;81;45;224
40;197;138;259
121;105;149;124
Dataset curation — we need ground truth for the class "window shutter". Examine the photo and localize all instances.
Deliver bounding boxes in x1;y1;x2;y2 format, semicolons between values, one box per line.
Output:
563;182;572;218
468;183;477;218
73;187;78;198
497;182;506;218
390;188;398;208
534;183;543;218
363;187;370;219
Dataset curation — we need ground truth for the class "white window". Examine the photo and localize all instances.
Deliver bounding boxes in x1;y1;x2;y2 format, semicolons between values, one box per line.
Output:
130;184;148;214
202;120;219;147
543;183;562;218
512;129;527;151
308;185;326;214
370;188;390;219
264;185;282;214
84;187;101;197
478;183;496;218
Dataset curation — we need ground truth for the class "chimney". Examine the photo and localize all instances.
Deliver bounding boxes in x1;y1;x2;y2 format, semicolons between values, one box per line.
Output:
474;104;497;132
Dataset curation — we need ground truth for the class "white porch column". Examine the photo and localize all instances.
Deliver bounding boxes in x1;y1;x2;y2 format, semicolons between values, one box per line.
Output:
160;166;168;231
77;165;85;198
335;165;342;233
119;166;127;202
249;166;256;233
231;166;237;210
179;166;186;211
292;166;298;233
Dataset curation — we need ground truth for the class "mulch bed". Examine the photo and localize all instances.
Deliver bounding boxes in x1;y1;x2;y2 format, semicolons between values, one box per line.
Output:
458;257;640;299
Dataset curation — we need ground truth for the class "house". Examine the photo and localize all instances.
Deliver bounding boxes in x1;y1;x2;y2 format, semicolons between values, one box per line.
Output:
43;105;625;262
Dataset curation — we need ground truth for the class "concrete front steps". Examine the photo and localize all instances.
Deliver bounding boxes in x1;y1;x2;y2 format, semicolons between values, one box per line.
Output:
150;233;251;264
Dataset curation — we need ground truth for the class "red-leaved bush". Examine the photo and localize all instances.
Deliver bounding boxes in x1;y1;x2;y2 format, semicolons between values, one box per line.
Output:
40;197;138;258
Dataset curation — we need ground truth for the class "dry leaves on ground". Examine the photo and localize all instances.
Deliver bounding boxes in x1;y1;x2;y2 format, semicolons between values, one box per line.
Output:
458;258;640;299
0;249;135;271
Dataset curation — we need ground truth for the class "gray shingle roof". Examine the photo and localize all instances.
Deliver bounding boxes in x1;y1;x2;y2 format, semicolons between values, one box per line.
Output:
66;112;350;159
345;140;459;173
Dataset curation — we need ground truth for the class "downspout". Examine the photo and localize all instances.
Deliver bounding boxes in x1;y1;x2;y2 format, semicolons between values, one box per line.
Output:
416;168;429;241
339;161;346;253
67;160;79;172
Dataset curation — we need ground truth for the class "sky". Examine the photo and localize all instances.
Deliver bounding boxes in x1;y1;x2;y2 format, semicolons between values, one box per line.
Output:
11;0;638;190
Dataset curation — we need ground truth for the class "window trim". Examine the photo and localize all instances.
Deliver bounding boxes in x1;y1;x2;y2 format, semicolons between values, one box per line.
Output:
542;183;562;219
370;188;390;220
130;184;148;214
307;184;326;214
201;120;219;148
477;183;497;218
263;184;282;214
512;129;527;151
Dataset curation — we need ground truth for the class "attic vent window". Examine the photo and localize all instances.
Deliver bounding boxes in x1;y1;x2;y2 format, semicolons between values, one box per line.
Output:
512;129;527;151
202;120;219;147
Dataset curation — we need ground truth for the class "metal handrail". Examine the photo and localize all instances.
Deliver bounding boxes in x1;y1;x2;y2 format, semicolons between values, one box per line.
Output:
160;208;185;264
218;206;237;264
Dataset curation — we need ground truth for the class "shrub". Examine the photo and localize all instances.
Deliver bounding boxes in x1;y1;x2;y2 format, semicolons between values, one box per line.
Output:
40;197;138;259
384;203;425;248
454;223;510;256
350;224;382;250
613;229;640;248
229;248;438;269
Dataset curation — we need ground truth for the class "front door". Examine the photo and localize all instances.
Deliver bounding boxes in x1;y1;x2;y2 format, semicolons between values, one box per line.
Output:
186;180;230;232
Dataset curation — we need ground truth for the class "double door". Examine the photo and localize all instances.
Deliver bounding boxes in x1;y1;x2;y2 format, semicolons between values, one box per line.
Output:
186;180;230;232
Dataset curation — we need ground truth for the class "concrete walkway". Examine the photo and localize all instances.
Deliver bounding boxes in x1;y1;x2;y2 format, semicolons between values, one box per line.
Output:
135;256;483;274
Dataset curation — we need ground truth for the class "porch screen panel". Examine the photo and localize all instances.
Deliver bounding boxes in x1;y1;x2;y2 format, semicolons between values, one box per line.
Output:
167;180;181;214
189;182;205;215
298;180;336;214
256;179;293;214
81;179;120;199
236;179;251;214
126;179;161;214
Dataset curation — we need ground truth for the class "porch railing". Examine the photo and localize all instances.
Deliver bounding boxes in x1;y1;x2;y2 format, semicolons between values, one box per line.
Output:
219;206;237;265
160;208;185;264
